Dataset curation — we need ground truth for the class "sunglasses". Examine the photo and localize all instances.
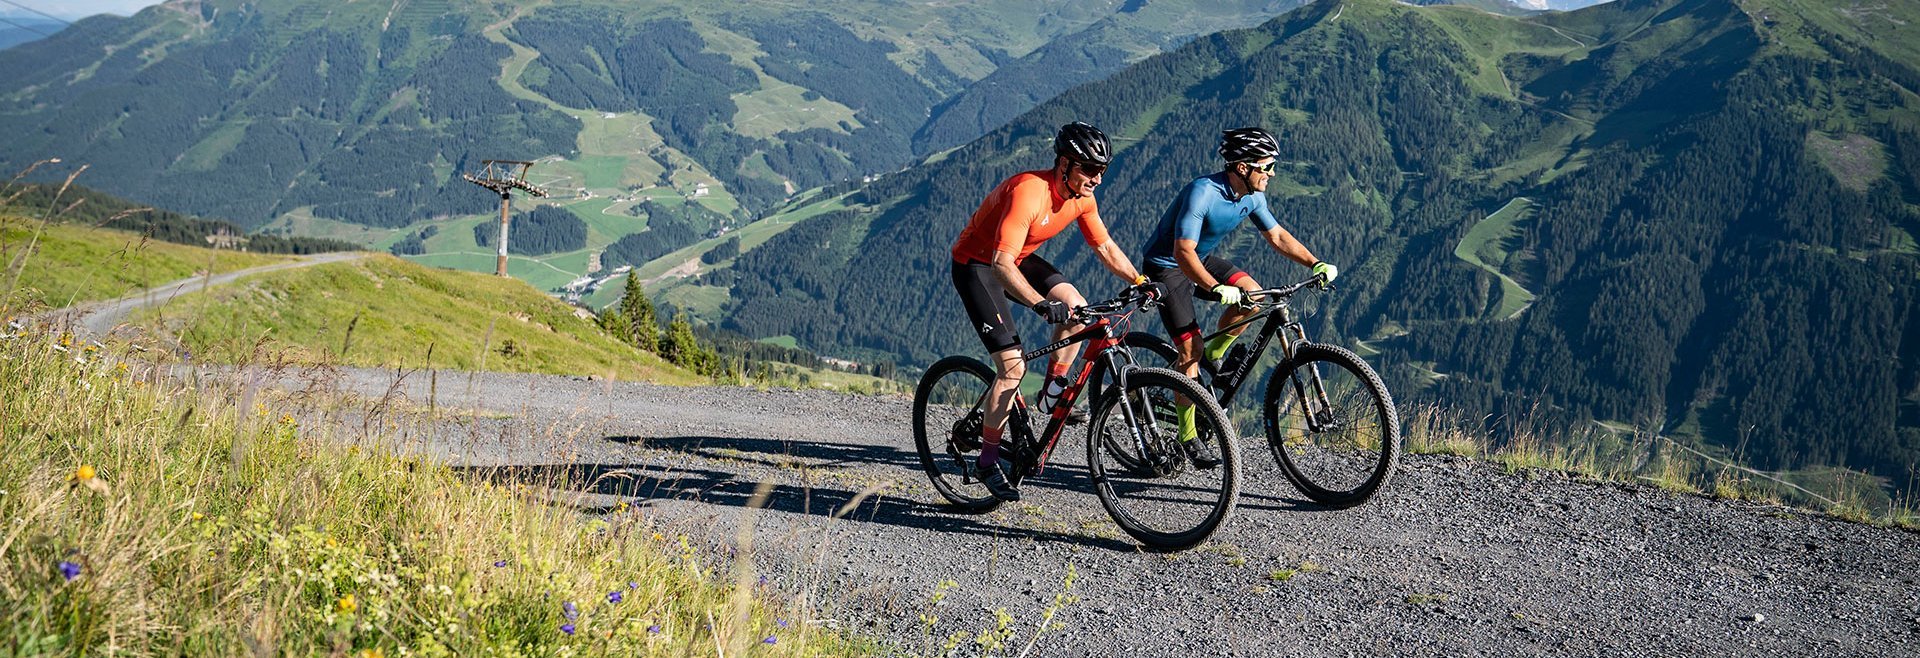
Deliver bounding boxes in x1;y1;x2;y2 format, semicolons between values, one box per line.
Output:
1244;161;1277;174
1073;163;1107;177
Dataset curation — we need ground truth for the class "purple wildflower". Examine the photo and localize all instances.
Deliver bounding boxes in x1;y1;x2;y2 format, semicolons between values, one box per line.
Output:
757;574;769;586
628;581;639;589
777;620;790;628
57;561;81;581
763;636;778;645
561;601;578;621
608;591;624;604
647;624;663;635
560;623;576;635
494;560;508;568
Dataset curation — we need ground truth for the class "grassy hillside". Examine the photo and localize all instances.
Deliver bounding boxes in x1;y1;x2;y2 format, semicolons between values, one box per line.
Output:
129;254;702;384
0;213;289;311
0;322;858;655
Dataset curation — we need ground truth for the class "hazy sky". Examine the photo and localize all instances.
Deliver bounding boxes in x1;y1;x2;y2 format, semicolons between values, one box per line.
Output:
1;0;163;21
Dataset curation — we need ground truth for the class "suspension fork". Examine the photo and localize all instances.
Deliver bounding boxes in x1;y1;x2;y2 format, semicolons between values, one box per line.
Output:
1281;312;1338;431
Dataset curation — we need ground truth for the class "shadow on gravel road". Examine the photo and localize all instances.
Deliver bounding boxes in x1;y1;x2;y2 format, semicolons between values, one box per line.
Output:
452;456;1140;553
606;435;921;472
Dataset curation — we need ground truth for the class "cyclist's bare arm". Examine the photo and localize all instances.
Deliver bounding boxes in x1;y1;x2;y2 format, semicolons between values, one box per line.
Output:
1173;239;1224;290
1079;209;1143;285
990;249;1049;307
1091;240;1143;285
1260;225;1319;268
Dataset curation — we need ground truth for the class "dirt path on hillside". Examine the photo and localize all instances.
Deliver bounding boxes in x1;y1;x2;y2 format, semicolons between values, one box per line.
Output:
35;252;365;339
226;364;1920;657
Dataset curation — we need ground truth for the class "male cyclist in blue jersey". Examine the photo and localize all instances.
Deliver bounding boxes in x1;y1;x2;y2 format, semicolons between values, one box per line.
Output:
1139;127;1338;468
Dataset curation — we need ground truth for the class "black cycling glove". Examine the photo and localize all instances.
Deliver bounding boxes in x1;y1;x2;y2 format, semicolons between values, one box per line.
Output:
1032;299;1071;324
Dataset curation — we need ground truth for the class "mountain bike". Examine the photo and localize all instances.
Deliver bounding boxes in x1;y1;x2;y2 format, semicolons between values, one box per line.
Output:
913;285;1241;551
1120;275;1399;508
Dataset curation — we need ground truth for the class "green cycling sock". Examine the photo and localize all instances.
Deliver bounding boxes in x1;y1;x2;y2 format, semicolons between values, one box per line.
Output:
1176;404;1197;443
1204;333;1238;363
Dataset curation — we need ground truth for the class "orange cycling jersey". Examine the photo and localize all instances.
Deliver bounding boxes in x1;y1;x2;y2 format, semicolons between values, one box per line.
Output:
951;170;1111;264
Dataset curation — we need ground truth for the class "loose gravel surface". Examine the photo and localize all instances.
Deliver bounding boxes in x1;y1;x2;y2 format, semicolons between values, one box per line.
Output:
246;365;1919;657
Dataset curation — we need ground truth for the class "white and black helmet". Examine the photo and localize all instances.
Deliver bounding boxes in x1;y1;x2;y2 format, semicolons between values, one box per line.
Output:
1054;122;1112;167
1218;127;1279;163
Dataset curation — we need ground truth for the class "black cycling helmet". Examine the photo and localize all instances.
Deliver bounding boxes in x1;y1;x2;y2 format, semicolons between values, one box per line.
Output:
1054;122;1112;167
1219;127;1279;163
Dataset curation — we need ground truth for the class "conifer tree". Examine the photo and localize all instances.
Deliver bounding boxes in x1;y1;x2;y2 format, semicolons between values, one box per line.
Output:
621;274;659;353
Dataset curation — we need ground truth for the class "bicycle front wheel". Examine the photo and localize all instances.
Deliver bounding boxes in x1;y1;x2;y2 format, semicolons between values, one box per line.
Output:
1086;367;1241;551
913;356;1005;513
1100;332;1190;474
1262;344;1399;508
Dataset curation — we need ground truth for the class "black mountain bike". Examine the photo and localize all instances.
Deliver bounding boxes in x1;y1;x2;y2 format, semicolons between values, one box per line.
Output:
1121;275;1399;508
913;286;1241;551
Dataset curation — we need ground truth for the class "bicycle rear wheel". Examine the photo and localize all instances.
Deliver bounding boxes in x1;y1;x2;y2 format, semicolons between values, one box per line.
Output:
1086;367;1240;551
913;356;1005;513
1262;344;1399;508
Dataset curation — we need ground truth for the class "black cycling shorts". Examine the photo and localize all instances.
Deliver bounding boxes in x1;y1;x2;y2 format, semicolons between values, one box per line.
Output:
1143;255;1247;340
951;255;1070;353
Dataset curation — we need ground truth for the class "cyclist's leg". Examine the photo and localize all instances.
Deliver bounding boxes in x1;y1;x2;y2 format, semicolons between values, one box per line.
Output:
1018;255;1085;380
980;346;1025;466
951;259;1026;469
1145;263;1204;380
1205;256;1258;362
1146;264;1213;463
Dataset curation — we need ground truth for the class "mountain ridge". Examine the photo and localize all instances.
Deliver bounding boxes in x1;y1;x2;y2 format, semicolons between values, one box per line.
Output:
709;0;1920;497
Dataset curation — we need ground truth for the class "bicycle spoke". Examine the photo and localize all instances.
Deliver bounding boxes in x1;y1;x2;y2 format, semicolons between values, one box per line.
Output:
1264;345;1399;508
1088;367;1240;550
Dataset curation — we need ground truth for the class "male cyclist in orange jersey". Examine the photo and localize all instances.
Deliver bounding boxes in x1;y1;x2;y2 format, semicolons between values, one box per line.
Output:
950;121;1161;502
1140;127;1337;467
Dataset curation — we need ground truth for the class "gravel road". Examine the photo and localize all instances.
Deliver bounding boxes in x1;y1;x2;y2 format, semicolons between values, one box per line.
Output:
31;252;366;338
238;365;1918;657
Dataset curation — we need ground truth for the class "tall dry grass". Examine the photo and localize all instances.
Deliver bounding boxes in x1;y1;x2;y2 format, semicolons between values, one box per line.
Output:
0;324;871;655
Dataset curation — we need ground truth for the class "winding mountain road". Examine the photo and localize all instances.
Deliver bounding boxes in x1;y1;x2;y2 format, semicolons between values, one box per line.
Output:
35;252;365;339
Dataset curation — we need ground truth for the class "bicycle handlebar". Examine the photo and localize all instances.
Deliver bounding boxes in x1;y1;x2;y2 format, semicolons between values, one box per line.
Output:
1241;273;1331;307
1071;284;1159;324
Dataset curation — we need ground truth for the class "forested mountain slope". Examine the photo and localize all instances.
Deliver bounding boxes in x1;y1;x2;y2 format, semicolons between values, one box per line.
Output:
722;0;1920;493
0;0;1294;233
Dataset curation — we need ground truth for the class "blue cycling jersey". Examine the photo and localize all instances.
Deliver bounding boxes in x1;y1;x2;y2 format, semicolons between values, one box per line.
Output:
1142;173;1280;270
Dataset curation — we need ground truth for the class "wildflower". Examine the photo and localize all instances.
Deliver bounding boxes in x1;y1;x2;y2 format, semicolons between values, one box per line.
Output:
763;636;778;645
647;625;662;635
358;649;385;658
71;465;96;482
191;512;204;521
561;601;578;621
777;620;789;628
494;560;508;568
560;623;576;635
628;581;638;589
757;574;768;587
57;561;81;581
608;591;623;604
336;594;357;614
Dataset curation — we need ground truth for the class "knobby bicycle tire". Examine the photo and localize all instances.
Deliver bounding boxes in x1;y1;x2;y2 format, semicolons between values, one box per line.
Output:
1261;343;1399;508
1086;367;1242;551
912;355;1006;513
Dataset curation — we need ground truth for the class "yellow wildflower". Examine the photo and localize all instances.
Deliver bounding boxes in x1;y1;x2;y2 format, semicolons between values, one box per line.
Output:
72;465;96;482
358;649;385;658
336;594;357;614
